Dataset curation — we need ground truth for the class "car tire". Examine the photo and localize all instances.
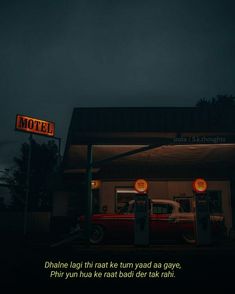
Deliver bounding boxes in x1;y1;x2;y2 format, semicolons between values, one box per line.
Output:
182;233;196;244
89;225;105;244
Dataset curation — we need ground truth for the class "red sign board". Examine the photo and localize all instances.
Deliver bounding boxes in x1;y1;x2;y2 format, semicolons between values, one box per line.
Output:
15;114;55;137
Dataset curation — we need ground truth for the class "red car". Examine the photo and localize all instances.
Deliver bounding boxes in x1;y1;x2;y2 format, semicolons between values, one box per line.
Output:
79;199;225;244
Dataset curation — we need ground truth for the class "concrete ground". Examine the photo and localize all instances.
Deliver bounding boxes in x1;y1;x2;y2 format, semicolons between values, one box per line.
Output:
1;234;235;291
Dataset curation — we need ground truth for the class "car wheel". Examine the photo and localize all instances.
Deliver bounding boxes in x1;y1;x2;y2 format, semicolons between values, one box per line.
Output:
89;225;105;244
182;233;196;244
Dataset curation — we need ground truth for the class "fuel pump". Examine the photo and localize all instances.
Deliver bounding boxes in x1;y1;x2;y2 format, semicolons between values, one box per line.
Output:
193;178;211;245
134;179;150;246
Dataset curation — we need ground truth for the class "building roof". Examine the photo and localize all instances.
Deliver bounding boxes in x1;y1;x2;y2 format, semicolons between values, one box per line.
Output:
63;107;235;179
69;107;235;134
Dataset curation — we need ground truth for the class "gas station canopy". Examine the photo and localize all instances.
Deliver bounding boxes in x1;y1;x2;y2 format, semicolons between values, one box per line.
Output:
63;107;235;179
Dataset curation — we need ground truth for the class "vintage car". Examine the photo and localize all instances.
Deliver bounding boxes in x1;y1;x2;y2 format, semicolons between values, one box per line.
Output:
79;199;225;244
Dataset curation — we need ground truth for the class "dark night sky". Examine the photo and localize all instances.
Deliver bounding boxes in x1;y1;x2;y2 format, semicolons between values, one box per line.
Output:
0;0;235;169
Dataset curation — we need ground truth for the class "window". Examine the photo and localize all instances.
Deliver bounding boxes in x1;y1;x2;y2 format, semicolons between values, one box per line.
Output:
174;197;193;212
173;192;222;214
115;187;137;213
208;191;222;214
152;203;173;214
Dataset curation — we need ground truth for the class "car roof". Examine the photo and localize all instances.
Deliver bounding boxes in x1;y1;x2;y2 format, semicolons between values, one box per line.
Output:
151;199;179;204
152;199;179;206
129;199;180;207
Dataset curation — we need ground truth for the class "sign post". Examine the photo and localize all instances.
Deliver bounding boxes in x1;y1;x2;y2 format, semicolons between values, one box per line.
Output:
134;179;149;246
23;134;33;236
192;178;211;245
15;114;55;235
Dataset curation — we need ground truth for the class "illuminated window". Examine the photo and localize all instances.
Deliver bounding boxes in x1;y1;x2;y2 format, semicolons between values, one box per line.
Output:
115;187;137;213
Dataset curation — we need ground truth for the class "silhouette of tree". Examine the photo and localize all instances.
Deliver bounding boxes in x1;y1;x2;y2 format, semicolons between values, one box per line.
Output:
4;139;59;211
196;95;235;108
195;94;235;130
215;95;235;107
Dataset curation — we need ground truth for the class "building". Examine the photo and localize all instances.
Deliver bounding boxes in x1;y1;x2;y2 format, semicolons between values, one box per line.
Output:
53;107;235;235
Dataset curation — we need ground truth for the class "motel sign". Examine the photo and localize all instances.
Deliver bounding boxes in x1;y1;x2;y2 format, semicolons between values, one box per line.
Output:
15;114;55;137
